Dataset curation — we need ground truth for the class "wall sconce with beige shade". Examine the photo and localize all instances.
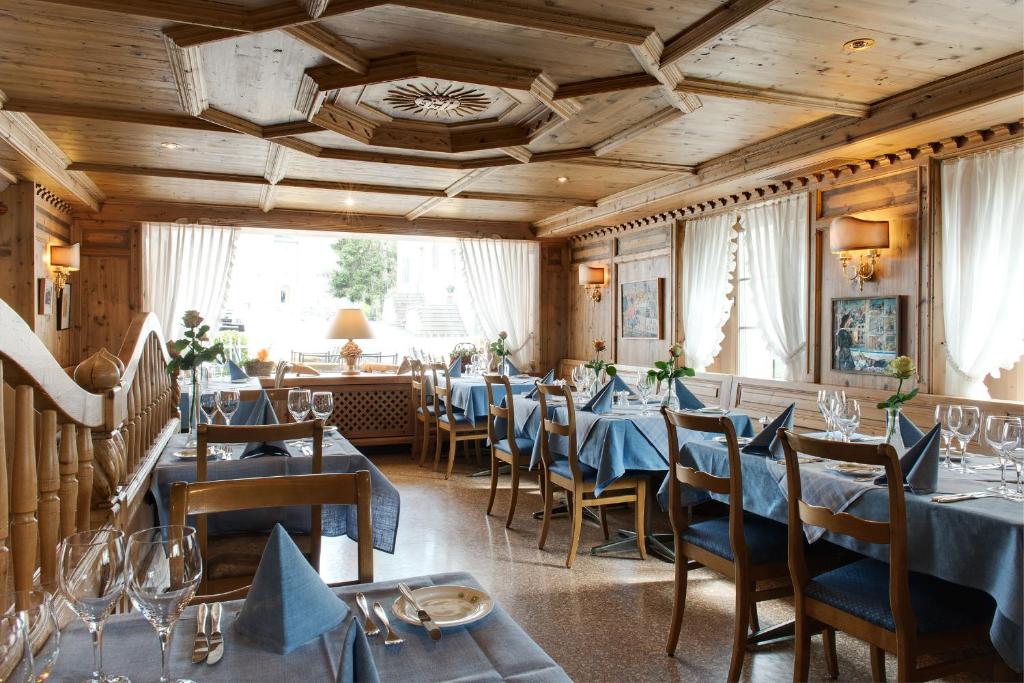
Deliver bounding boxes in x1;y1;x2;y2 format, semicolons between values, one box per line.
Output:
829;216;889;291
49;243;80;291
579;264;607;302
327;307;374;375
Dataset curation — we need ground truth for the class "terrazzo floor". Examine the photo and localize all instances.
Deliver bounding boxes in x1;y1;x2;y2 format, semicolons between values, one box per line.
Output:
321;451;991;682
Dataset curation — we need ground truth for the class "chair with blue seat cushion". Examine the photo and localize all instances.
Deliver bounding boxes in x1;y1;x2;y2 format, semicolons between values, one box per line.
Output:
483;375;538;528
536;383;648;569
432;364;487;479
413;361;448;467
662;408;821;683
779;430;1002;683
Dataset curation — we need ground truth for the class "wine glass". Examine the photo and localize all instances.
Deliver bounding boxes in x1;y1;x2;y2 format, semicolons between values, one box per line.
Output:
833;399;861;443
126;526;202;683
954;406;981;474
935;404;961;469
216;389;239;424
984;415;1022;494
58;529;128;683
0;600;32;683
287;388;311;423
1006;446;1024;501
1;589;61;682
198;391;218;425
311;391;334;423
816;390;832;438
570;366;585;396
634;371;652;416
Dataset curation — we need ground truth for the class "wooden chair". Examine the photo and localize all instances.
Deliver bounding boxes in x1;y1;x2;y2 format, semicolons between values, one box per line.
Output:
663;408;809;682
483;374;535;527
170;470;373;603
432;365;487;479
411;360;439;466
192;420;325;597
274;361;320;388
536;383;647;568
778;430;1001;682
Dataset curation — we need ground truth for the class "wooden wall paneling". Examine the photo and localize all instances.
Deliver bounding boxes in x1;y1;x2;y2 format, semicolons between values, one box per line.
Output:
73;221;141;360
0;183;35;327
33;187;74;365
567;238;613;361
612;223;674;367
538;241;569;374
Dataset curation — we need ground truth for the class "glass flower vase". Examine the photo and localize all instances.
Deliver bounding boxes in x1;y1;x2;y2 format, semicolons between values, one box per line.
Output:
884;406;904;451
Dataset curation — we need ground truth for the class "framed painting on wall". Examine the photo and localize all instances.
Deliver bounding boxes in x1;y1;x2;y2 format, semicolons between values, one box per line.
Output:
620;278;662;339
37;278;53;316
831;296;900;375
56;284;71;331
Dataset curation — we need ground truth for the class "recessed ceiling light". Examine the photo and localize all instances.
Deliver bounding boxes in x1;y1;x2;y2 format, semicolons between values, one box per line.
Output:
843;37;876;52
160;142;179;150
556;176;569;183
344;196;355;207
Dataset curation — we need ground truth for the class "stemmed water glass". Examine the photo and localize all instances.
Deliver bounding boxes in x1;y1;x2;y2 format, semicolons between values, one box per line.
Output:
833;399;861;442
816;390;836;439
1;589;61;683
126;526;202;683
216;388;239;425
287;388;311;423
1;599;33;683
311;391;334;423
953;406;980;474
935;404;961;468
634;371;652;416
58;529;129;683
1006;446;1024;501
570;366;587;398
198;391;218;425
984;415;1022;496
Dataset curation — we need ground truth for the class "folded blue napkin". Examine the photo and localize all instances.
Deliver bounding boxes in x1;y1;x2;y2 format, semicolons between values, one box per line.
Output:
674;379;704;410
875;422;941;494
525;369;555;399
227;359;248;381
610;375;637;398
234;524;350;654
235;390;290;458
742;403;796;459
500;357;520;375
448;356;462;378
581;380;615;414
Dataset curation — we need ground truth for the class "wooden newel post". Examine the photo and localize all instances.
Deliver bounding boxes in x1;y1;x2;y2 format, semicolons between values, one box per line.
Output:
73;349;126;507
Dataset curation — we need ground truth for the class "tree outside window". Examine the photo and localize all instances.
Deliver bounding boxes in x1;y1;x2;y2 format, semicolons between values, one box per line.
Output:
328;238;398;320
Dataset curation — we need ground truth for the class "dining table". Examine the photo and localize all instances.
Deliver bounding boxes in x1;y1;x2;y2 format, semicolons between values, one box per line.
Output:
150;430;401;554
178;376;262;431
511;394;754;559
674;435;1024;672
50;572;571;682
444;374;537;424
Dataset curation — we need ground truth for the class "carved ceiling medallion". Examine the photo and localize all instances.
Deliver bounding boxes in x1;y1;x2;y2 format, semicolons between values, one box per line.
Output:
383;82;491;118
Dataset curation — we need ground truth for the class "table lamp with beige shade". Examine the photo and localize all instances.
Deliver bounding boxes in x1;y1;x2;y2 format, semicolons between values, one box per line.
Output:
327;307;374;375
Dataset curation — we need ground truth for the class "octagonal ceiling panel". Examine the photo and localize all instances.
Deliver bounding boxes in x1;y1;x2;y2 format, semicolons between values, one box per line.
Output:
355;79;525;123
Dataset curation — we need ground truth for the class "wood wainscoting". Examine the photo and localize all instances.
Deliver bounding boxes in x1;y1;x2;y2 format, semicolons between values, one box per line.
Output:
267;373;415;448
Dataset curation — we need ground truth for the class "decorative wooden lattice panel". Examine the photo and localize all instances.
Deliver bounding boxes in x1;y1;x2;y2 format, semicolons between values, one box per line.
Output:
326;387;413;443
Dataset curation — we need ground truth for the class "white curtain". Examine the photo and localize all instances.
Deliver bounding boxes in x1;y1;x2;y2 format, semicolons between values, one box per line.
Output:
143;223;239;339
739;193;810;380
940;143;1024;398
681;213;738;372
458;238;539;369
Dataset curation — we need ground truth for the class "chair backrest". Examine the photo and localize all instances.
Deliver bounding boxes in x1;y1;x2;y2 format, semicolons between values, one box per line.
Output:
430;363;459;423
274;362;320;388
777;430;912;632
410;360;429;413
237;387;292;423
169;471;373;601
483;374;518;455
662;408;753;566
196;419;324;481
536;383;583;479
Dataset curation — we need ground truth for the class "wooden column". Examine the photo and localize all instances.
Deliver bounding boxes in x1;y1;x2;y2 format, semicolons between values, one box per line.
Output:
58;423;80;540
11;386;39;605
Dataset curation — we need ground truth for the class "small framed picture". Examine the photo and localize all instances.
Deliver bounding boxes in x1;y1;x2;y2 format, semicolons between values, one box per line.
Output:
56;284;72;330
831;296;901;374
620;278;663;339
37;278;54;316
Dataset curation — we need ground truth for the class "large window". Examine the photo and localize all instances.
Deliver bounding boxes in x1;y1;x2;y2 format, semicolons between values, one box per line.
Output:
735;235;783;379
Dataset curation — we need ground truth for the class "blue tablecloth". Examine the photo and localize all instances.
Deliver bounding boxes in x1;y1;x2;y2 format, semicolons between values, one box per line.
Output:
178;377;262;430
449;376;536;424
50;572;570;682
151;432;400;554
512;395;752;496
674;439;1024;671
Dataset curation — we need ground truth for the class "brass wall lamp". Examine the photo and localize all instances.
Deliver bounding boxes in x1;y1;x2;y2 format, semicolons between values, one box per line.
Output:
578;264;607;302
829;216;890;291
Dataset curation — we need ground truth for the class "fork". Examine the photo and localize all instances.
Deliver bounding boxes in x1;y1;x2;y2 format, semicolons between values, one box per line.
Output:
372;601;404;646
355;592;379;637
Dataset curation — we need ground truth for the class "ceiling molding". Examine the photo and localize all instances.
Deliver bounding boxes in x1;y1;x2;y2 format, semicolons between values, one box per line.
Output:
404;196;449;220
283;25;369;73
675;77;870;117
661;0;777;71
1;100;226;131
553;73;659;101
36;0;251;29
570;157;696;173
298;0;330;20
535;52;1024;237
76;200;537;240
258;145;290;212
592;107;685;156
0;96;104;211
501;146;532;163
405;166;496;219
630;33;702;114
163;35;208;117
307;53;540;92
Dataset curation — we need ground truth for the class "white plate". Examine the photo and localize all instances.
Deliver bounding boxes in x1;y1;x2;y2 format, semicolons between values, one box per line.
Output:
825;463;881;477
698;407;726;414
230;378;248;384
391;585;494;628
172;448;222;461
712;435;752;446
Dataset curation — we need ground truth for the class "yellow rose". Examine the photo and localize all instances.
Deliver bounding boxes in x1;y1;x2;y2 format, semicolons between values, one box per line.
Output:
888;355;916;380
181;309;203;329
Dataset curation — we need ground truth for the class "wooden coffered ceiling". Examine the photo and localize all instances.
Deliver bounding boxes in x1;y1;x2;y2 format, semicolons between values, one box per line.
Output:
0;0;1021;236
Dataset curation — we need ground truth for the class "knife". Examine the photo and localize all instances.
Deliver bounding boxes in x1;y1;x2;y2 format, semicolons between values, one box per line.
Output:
398;583;441;641
206;602;224;664
932;491;998;503
191;602;209;663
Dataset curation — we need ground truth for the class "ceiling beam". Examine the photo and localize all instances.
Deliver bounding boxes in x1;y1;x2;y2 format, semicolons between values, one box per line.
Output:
307;53;541;92
35;0;251;29
163;35;209;117
629;33;702;114
0;95;105;211
0;100;226;131
570;157;696;173
282;24;369;73
76;200;537;240
405;167;495;219
661;0;777;71
535;52;1024;237
592;107;685;156
258;144;290;212
65;161;595;205
675;77;870;117
161;0;654;48
553;73;659;101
